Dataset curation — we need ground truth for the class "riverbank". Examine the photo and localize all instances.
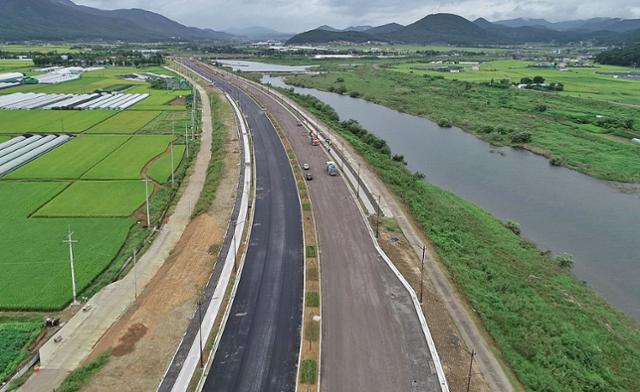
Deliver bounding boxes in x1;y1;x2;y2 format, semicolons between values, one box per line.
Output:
285;67;640;183
282;89;640;392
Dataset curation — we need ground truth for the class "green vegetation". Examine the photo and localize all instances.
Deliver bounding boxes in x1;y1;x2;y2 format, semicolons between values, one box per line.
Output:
58;351;111;392
0;320;41;384
285;90;640;392
148;145;186;184
129;87;190;111
393;60;640;105
596;44;640;67
0;182;132;310
299;359;317;384
83;135;174;179
0;65;193;317
0;44;80;54
192;92;228;216
306;245;317;258
85;111;161;134
139;111;189;134
0;110;115;134
7;136;128;179
286;67;640;182
0;59;33;72
305;291;320;307
35;181;147;217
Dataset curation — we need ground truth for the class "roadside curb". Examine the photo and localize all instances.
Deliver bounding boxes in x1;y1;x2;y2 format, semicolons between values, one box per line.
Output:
156;63;254;392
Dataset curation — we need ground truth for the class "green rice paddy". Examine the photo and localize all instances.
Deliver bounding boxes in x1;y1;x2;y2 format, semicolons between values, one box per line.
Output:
82;135;175;179
148;145;186;183
85;111;161;134
35;181;147;217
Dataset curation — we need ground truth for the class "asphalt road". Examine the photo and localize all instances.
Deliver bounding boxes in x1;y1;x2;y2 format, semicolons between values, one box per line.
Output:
189;65;304;392
208;67;443;392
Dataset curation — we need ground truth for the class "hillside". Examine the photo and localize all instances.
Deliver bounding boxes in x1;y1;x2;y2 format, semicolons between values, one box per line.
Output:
0;0;232;42
389;13;498;44
287;13;640;46
287;29;388;44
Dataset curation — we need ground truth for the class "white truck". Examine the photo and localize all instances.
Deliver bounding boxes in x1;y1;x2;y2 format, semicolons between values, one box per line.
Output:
326;161;338;176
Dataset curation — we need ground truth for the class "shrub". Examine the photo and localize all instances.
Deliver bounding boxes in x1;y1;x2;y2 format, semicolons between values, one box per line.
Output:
437;119;452;128
535;104;548;112
555;253;575;269
504;220;521;235
335;84;347;95
511;131;532;144
349;91;361;98
306;245;317;258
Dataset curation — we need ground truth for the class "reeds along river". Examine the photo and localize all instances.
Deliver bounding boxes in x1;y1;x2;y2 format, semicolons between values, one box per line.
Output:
263;73;640;320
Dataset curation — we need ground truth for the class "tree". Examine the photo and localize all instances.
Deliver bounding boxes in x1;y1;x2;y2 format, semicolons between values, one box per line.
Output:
520;77;533;85
533;75;545;84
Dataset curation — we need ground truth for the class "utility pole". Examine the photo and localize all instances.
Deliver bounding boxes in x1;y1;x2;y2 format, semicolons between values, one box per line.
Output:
63;225;78;305
198;298;204;368
420;244;426;304
170;142;175;187
185;122;189;157
356;162;361;199
233;222;238;273
142;177;151;228
133;248;138;299
375;194;381;239
466;349;476;392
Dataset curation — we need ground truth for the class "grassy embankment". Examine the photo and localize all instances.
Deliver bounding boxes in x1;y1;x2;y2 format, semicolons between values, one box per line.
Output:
285;67;640;183
191;91;227;217
282;89;640;392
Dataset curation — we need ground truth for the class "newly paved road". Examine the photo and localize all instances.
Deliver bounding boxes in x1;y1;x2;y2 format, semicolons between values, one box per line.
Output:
200;64;443;392
188;64;304;392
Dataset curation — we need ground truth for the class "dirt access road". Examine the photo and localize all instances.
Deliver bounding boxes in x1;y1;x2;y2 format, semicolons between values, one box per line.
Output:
200;64;444;391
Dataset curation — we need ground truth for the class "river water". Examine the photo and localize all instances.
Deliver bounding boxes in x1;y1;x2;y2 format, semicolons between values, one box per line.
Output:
263;74;640;319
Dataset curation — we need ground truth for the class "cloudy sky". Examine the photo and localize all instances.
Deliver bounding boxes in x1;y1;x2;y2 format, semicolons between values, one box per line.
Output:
74;0;640;32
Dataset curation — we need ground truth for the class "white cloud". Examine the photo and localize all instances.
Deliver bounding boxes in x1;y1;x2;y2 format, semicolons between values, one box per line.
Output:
73;0;640;32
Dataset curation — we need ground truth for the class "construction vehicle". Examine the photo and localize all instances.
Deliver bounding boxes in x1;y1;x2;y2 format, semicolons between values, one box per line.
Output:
326;161;338;176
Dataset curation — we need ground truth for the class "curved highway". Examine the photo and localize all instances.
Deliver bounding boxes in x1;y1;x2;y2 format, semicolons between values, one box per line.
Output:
185;62;304;392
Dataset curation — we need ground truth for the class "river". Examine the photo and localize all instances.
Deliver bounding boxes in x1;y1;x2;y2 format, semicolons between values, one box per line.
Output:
264;74;640;319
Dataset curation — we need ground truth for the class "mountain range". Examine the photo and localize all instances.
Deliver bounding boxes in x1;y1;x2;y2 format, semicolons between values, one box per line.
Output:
287;14;640;45
0;0;232;41
1;0;640;46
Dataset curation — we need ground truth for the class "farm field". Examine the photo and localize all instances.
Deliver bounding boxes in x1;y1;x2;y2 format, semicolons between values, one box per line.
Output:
6;135;129;179
129;87;190;111
35;181;147;217
393;60;640;105
148;145;186;183
0;44;81;53
85;111;161;134
0;182;132;310
0;110;116;134
0;59;33;72
139;110;189;134
0;65;191;312
82;135;175;179
0;319;42;384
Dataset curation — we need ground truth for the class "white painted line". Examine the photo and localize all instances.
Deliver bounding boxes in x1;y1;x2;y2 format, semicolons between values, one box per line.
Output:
167;88;253;392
